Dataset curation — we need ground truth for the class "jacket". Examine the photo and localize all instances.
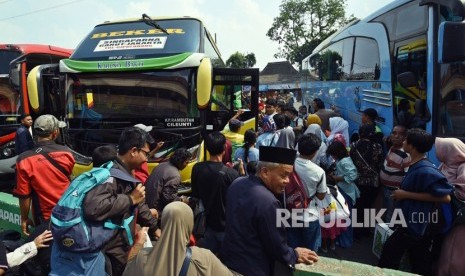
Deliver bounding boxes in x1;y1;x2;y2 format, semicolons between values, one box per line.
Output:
83;159;157;271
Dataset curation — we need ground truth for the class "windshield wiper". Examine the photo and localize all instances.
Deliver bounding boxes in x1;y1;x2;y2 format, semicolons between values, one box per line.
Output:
142;14;169;35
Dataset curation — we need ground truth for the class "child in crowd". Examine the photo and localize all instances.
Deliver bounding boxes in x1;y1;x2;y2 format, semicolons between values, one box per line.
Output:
320;198;344;253
234;129;259;171
326;141;359;248
378;129;453;275
379;125;410;223
92;145;117;167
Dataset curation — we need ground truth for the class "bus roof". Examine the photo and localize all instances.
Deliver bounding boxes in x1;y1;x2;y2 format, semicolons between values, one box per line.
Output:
0;44;73;57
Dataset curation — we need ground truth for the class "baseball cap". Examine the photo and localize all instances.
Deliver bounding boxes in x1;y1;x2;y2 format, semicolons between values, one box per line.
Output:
134;123;153;132
229;119;244;130
34;114;67;137
362;108;378;121
133;124;155;144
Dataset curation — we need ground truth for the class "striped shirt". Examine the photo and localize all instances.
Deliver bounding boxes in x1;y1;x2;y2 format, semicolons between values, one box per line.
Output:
380;147;410;188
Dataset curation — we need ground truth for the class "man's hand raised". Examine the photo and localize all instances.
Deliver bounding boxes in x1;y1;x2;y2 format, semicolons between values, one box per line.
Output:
129;183;146;205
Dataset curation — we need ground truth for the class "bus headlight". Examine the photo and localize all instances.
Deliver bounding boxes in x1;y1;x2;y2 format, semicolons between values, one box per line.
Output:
0;142;15;159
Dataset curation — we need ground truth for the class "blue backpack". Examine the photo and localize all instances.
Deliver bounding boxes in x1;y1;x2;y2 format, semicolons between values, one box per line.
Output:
51;161;138;253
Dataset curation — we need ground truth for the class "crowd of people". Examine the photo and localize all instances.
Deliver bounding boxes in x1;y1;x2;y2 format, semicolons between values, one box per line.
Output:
3;90;465;276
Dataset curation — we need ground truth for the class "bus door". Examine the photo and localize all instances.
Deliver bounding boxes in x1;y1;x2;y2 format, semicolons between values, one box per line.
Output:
205;68;259;133
392;37;429;129
23;64;67;146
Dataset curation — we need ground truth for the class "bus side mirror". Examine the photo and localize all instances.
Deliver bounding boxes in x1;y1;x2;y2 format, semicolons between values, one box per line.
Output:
27;64;60;113
439;21;465;63
196;58;212;109
27;65;41;113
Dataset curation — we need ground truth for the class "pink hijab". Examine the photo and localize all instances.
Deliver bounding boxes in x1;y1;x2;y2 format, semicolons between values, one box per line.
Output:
435;137;465;200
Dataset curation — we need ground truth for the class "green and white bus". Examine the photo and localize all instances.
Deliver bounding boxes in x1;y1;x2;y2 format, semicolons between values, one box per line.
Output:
28;16;259;183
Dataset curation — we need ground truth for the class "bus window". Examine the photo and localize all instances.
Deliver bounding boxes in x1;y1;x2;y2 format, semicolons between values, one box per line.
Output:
0;51;21;74
373;1;427;48
395;3;428;39
315;38;354;81
0;79;18;124
316;41;343;81
352;37;380;80
211;85;232;112
204;29;225;67
341;38;354;80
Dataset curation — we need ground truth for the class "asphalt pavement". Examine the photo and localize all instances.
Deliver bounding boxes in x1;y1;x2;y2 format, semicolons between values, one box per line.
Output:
318;233;379;266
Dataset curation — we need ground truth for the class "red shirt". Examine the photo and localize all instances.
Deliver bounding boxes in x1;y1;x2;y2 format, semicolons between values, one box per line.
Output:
13;141;75;223
134;162;149;184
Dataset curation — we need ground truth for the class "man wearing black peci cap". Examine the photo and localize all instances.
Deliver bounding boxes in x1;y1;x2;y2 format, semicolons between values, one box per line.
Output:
220;146;319;276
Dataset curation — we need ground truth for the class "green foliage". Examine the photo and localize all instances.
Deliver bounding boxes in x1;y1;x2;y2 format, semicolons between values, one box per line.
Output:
267;0;354;66
226;52;257;68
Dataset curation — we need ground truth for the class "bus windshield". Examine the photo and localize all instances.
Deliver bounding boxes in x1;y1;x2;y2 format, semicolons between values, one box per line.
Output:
0;78;18;122
71;18;201;61
66;70;198;123
0;50;21;74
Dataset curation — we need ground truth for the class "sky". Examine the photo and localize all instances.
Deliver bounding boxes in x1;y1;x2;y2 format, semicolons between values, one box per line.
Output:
0;0;394;70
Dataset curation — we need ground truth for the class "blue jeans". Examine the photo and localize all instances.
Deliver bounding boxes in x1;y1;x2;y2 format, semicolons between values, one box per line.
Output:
197;227;224;255
286;220;321;251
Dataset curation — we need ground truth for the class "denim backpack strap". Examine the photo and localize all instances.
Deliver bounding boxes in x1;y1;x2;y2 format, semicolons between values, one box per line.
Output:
179;247;192;276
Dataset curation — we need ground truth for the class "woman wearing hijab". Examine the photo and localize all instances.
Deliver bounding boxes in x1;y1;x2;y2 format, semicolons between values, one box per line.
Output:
327;117;350;148
123;202;237;276
435;137;465;276
306;114;322;127
302;124;328;167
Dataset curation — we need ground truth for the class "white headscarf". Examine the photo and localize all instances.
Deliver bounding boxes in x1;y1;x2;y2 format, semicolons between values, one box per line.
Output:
305;124;327;144
328;117;350;147
303;123;329;166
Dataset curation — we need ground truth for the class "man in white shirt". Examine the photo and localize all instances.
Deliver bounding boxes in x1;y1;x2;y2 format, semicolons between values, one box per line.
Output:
287;133;328;251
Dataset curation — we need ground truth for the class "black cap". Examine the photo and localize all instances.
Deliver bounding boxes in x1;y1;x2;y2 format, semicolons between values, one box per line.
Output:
363;108;378;121
259;146;296;165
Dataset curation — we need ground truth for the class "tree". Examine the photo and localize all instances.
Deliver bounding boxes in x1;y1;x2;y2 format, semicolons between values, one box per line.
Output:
267;0;354;67
226;52;256;68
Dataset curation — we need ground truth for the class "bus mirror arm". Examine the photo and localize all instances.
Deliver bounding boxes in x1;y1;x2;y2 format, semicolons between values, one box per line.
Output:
420;0;465;18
